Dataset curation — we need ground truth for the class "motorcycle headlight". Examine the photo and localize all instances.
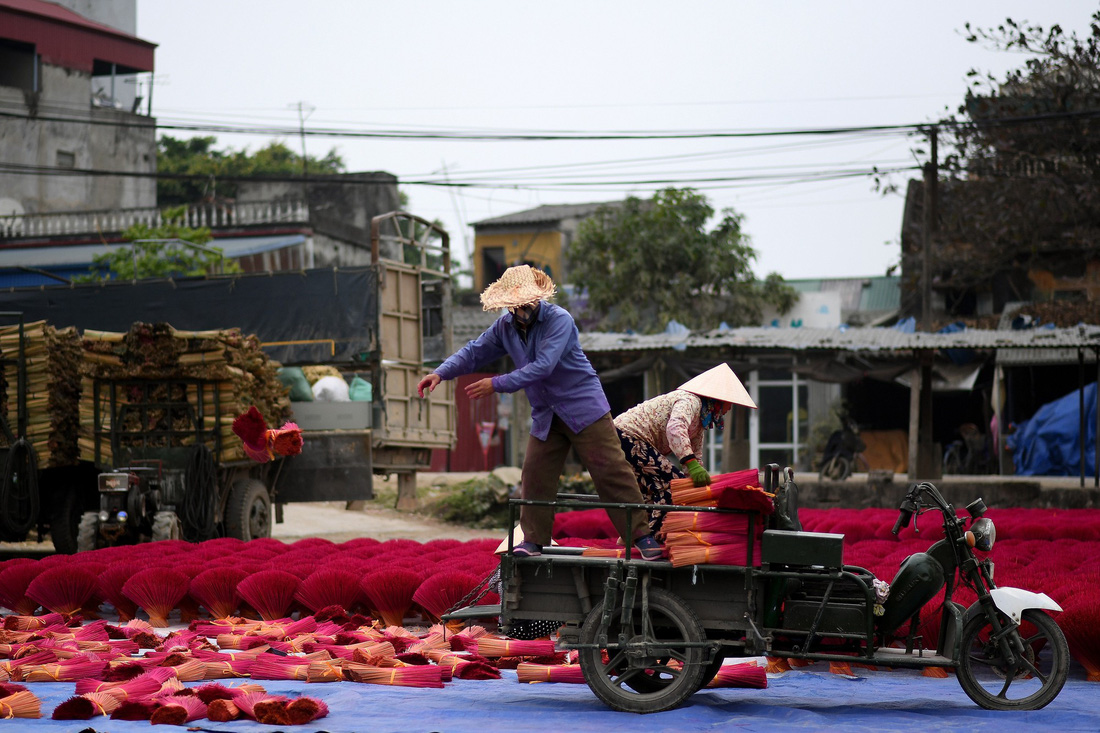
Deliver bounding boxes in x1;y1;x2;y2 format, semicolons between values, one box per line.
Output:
966;517;996;552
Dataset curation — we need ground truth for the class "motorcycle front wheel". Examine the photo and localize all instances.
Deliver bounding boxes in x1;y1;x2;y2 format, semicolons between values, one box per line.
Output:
957;608;1068;710
819;455;852;481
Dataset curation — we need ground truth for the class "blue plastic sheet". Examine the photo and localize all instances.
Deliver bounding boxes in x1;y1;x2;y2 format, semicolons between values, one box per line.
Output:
19;664;1100;733
1011;382;1097;476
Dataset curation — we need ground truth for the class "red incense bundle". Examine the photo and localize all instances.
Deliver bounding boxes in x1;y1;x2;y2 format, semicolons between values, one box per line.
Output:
663;511;754;534
149;694;207;725
0;563;44;616
412;571;481;621
473;637;557;658
0;689;42;719
668;543;756;568
24;566;99;616
360;568;422;627
286;696;329;724
121;568;190;627
341;662;445;688
295;568;363;614
236;570;301;622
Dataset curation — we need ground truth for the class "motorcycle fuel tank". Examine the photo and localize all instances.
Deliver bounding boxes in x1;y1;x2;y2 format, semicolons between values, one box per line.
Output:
876;552;945;634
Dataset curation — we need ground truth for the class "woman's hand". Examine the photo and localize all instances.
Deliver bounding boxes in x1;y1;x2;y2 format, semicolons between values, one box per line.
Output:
685;458;711;487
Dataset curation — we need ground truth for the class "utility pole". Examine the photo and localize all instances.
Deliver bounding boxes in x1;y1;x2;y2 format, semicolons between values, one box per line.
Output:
292;101;315;206
921;125;938;331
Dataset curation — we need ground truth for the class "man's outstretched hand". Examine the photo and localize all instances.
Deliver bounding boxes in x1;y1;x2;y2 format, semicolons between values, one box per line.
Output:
417;373;441;398
465;377;495;400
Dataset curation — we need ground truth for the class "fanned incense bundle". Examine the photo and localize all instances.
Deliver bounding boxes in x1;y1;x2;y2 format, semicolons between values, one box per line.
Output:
121;568;190;627
95;562;141;621
705;661;768;688
516;662;586;684
234;691;290;721
206;698;241;721
294;568;363;614
360;568;422;627
236;570;300;622
0;563;44;616
412;571;481;621
25;566;99;616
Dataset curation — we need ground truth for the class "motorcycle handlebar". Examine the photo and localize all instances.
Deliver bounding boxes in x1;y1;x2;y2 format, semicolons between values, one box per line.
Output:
892;509;912;535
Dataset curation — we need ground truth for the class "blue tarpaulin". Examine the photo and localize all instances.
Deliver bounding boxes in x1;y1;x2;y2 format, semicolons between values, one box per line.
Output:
1010;382;1097;476
16;663;1100;732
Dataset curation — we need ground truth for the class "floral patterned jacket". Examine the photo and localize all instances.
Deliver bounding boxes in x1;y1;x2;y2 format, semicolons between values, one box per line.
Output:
613;390;704;462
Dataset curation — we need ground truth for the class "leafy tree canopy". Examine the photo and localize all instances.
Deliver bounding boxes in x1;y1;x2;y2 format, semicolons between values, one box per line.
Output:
77;205;241;282
157;135;346;205
565;188;796;333
917;12;1100;298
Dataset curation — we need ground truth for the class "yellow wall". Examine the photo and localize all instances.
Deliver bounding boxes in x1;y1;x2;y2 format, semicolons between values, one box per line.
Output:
473;230;565;290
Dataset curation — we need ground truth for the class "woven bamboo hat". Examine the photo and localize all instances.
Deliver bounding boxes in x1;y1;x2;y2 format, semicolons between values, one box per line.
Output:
679;363;757;409
480;265;556;311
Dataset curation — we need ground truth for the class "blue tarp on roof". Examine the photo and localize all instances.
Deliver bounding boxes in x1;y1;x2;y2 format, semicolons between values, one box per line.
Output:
1010;382;1097;476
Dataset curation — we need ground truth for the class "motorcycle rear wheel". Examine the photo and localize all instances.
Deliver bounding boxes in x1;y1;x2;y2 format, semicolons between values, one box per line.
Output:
957;608;1068;710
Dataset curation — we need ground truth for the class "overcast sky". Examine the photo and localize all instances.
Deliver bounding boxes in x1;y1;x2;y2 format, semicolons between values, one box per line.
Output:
137;1;1096;284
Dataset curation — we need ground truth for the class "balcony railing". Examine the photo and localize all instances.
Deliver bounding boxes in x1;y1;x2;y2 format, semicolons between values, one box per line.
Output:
0;200;310;239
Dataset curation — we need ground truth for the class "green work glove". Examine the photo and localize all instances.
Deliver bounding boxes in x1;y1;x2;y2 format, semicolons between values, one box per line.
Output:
686;458;711;487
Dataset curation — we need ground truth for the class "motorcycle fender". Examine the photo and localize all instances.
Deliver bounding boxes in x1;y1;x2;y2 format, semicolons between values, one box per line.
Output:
964;587;1063;626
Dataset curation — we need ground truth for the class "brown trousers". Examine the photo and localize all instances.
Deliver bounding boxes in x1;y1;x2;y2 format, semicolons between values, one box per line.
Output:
519;412;649;546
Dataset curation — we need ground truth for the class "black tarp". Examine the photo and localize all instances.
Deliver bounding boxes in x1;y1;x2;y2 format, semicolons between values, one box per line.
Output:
0;267;379;365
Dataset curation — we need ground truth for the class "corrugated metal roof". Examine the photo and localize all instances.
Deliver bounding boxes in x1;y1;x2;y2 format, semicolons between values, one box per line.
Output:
579;325;1100;353
472;201;622;228
0;234;306;269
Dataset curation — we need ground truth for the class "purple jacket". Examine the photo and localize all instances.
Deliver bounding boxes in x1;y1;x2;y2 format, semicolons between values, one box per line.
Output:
433;302;610;440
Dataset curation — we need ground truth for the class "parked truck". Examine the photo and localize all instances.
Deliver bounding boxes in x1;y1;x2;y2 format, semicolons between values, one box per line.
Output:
0;212;456;552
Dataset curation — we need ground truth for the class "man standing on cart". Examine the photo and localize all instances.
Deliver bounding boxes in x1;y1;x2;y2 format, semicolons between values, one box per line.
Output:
417;265;662;560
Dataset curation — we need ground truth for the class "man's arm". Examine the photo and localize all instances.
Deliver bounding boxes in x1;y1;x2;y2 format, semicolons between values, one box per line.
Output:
419;321;508;398
491;308;574;393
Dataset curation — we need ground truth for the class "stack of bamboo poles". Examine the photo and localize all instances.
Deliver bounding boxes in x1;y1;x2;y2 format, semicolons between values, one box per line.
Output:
79;323;290;465
0;321;83;468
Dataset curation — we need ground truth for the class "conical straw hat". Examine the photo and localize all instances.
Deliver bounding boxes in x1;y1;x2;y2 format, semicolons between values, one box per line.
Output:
480;265;556;311
679;363;757;409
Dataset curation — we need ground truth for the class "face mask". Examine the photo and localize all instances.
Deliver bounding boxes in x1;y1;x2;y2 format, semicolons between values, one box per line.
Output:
511;303;538;326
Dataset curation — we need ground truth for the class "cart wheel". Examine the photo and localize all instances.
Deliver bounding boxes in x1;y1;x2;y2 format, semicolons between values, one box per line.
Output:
578;587;706;713
50;487;85;554
698;651;726;690
151;511;183;542
957;609;1068;710
76;512;101;552
225;479;271;541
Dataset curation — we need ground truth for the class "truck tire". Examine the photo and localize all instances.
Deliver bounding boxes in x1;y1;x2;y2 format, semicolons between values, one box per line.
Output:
225;479;271;541
152;511;183;543
77;512;100;553
50;487;84;554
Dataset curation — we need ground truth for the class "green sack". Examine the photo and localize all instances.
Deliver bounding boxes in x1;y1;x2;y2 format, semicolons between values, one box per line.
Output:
349;376;373;402
278;367;314;402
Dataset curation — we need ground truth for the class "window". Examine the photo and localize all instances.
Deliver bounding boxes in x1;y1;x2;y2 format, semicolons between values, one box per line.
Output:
0;40;36;92
481;246;505;290
56;151;75;169
749;364;808;470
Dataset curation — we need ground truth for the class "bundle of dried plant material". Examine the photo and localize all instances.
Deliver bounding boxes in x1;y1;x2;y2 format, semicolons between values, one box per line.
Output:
668;543;758;568
705;661;768;688
0;322;82;468
341;662;445;688
236;570;301;622
360;568;422;627
121;568;190;627
24;565;98;617
516;662;586;684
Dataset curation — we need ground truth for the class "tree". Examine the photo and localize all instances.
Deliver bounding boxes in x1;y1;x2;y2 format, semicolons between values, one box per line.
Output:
565;188;797;333
79;205;241;281
910;13;1100;306
156;135;346;204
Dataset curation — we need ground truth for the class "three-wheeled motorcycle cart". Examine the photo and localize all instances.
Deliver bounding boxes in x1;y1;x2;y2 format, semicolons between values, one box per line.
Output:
447;466;1069;714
